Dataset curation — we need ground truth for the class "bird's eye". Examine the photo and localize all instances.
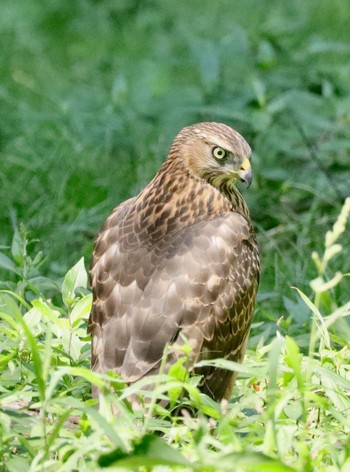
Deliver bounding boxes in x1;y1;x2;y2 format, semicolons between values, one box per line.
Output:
212;146;227;160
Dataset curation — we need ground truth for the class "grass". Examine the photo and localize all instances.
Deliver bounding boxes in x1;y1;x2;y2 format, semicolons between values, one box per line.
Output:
0;0;350;470
0;202;349;471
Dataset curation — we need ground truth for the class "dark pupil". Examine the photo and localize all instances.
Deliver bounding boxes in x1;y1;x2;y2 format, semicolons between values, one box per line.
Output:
218;149;224;157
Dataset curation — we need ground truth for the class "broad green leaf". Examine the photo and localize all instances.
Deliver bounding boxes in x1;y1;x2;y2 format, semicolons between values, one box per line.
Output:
168;357;189;406
0;252;20;275
22;307;44;336
319;371;350;411
0;290;31;310
315;366;350;404
61;331;85;361
11;226;25;266
6;457;30;472
285;336;304;393
70;293;92;326
284;401;303;421
84;406;126;450
195;393;222;419
0;293;23;318
67;367;110;390
119;374;171;401
195;358;266;376
62;258;88;308
98;433;192;468
31;299;65;332
215;451;297;471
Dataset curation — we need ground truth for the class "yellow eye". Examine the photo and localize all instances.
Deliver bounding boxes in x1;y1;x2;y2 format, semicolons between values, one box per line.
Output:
212;146;227;160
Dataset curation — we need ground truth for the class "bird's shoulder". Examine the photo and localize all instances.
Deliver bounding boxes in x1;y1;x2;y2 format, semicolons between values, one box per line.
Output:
92;175;252;269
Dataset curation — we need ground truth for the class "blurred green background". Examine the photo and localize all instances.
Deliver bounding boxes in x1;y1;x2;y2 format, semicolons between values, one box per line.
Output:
1;0;349;326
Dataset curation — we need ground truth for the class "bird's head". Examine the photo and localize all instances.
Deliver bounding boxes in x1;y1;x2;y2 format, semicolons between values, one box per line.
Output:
170;122;253;189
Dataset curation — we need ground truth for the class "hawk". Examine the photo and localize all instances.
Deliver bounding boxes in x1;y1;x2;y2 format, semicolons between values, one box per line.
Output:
88;122;259;402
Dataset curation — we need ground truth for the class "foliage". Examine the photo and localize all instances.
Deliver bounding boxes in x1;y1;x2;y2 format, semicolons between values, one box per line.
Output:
0;200;349;471
1;0;349;306
0;0;350;470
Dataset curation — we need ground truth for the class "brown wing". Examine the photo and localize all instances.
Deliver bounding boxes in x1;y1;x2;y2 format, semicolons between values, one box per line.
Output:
195;232;259;400
89;208;259;400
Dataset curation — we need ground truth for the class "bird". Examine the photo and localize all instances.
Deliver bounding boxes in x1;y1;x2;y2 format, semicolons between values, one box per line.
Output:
88;122;260;402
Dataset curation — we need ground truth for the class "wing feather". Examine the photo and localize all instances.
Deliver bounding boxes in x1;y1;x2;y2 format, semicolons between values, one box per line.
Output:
89;208;259;396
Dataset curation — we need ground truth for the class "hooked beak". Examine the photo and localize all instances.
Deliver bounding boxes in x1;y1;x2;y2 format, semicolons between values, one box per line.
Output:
238;156;253;188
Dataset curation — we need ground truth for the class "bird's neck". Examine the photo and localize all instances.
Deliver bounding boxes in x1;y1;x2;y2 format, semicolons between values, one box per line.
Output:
133;161;251;245
213;180;251;220
138;159;250;221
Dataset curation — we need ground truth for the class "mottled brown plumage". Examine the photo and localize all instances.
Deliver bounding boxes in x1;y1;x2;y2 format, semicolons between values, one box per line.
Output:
88;122;260;401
